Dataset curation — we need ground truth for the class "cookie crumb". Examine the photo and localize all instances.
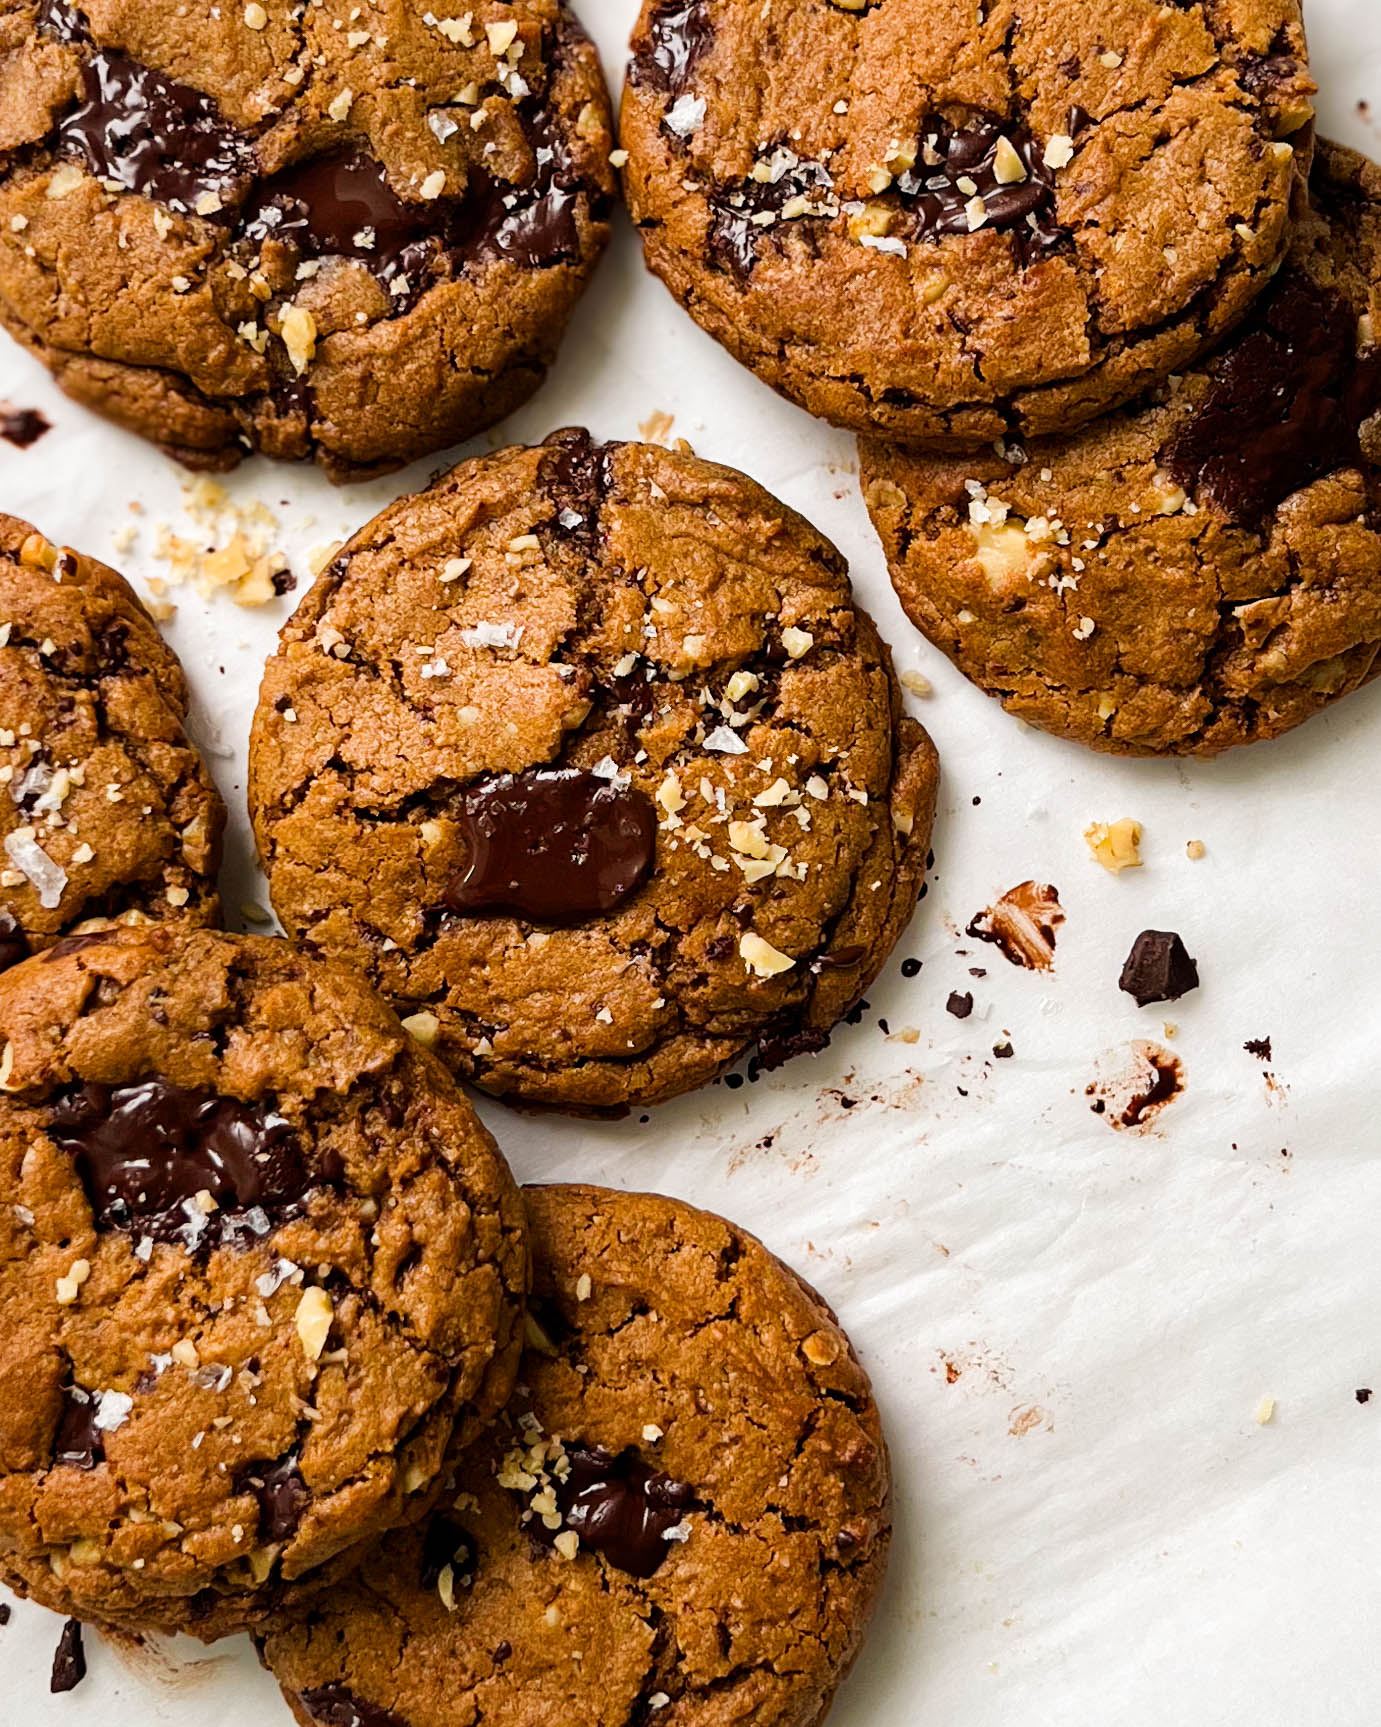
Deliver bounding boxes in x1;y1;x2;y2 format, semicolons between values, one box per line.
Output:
1254;1396;1275;1426
1185;839;1205;860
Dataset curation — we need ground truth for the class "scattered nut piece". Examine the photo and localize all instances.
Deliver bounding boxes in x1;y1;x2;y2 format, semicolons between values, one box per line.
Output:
739;931;795;977
1084;818;1142;873
295;1286;333;1361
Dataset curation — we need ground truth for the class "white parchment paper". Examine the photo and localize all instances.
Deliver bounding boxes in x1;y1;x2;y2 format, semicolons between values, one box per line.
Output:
4;3;1381;1721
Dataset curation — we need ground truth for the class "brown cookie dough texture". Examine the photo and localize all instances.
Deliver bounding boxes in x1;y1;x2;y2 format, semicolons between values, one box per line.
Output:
0;0;615;480
0;926;526;1638
249;432;939;1113
862;140;1381;757
620;0;1313;448
261;1182;891;1727
0;513;223;972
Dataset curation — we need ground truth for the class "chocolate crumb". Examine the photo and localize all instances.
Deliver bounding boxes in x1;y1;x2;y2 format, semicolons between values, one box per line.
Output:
946;990;973;1019
0;1602;10;1626
50;1618;86;1693
900;957;921;978
0;404;50;448
1244;1036;1273;1062
1118;930;1199;1007
993;1041;1014;1059
1357;1389;1372;1404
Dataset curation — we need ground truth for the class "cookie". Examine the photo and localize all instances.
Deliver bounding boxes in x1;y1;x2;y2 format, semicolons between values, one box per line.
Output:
260;1182;890;1727
619;0;1314;449
249;430;939;1113
0;925;526;1638
862;139;1381;756
0;0;615;480
0;513;223;969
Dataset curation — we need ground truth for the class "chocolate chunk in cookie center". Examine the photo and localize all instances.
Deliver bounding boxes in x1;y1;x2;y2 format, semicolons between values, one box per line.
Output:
298;1686;410;1727
48;1079;330;1248
443;767;657;926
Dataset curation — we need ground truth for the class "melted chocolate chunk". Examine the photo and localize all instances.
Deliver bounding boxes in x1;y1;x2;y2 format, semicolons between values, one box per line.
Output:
57;49;256;215
552;1444;695;1579
50;1619;86;1694
895;117;1061;257
1118;930;1199;1007
0;907;26;971
1165;276;1381;526
709;157;834;279
240;153;442;290
538;427;611;547
473;103;589;268
419;1516;477;1591
238;1449;309;1542
443;768;656;925
628;0;713;95
1119;1050;1183;1128
54;1382;104;1469
49;1079;323;1248
43;930;110;961
757;1023;831;1072
36;0;88;43
299;1686;409;1727
0;405;50;448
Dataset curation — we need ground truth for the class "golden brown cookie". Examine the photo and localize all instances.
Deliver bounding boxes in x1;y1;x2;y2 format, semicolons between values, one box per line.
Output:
0;926;526;1638
619;0;1313;448
862;140;1381;756
0;512;223;969
0;0;615;479
249;431;939;1113
259;1182;890;1727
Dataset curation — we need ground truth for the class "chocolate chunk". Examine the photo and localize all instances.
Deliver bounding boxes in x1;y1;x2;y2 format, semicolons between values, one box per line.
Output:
1244;1036;1273;1062
298;1685;409;1727
50;1618;86;1693
1118;930;1199;1007
443;768;656;925
900;957;921;979
43;930;110;961
0;1601;10;1626
48;1079;322;1248
946;990;973;1018
419;1516;476;1591
36;0;88;43
0;907;25;971
1357;1389;1373;1405
240;153;443;291
238;1449;309;1543
57;50;257;215
1165;276;1381;525
550;1444;695;1579
472;103;589;268
895;117;1061;258
628;0;712;95
814;944;867;971
756;1024;831;1071
537;427;612;548
54;1382;104;1470
709;158;834;279
0;405;50;448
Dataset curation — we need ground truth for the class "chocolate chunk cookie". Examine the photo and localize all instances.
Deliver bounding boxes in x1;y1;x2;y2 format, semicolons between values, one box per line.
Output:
0;512;223;970
620;0;1314;448
260;1182;890;1727
249;431;939;1113
0;0;615;480
0;926;526;1638
862;140;1381;756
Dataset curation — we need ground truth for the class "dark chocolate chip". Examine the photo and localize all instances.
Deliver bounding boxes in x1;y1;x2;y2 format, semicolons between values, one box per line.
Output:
0;406;50;448
443;768;656;925
419;1516;476;1591
57;49;256;215
48;1080;324;1249
298;1685;409;1727
1165;276;1381;526
628;0;712;96
1118;931;1199;1007
54;1382;104;1470
814;944;867;971
546;1444;695;1579
946;990;973;1018
537;427;612;549
236;1449;309;1543
0;1601;10;1626
1357;1389;1372;1404
50;1619;86;1693
708;157;834;279
894;116;1062;259
900;957;921;979
0;907;25;971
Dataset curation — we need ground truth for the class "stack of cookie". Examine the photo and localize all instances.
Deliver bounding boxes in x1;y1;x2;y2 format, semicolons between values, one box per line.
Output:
619;0;1381;757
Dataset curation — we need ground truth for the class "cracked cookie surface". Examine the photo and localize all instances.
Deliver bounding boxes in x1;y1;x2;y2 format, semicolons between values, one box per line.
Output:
249;431;939;1113
0;925;526;1638
620;0;1313;448
0;0;615;479
260;1181;890;1727
862;139;1381;756
0;511;223;968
